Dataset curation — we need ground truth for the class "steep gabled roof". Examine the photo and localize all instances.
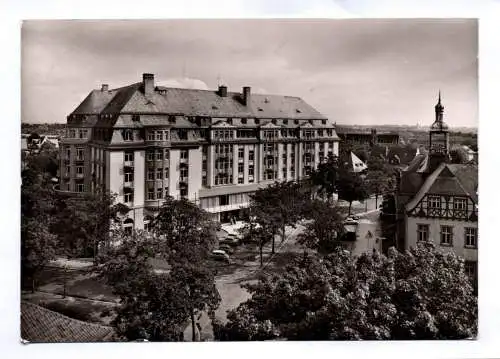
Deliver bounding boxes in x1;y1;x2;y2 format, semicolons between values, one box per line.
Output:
21;301;115;343
405;162;478;212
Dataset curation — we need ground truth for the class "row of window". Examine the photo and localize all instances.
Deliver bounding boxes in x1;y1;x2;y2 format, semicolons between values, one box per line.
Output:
147;130;170;142
427;195;468;211
417;224;478;248
67;129;89;139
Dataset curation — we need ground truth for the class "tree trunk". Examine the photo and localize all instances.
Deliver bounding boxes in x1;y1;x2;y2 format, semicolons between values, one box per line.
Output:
31;277;35;294
375;194;378;209
271;233;275;254
348;201;352;216
281;224;286;243
259;242;263;267
191;309;196;342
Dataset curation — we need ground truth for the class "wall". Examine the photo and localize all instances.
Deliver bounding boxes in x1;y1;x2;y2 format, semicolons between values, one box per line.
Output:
108;151;124;203
188;147;202;200
169;149;180;199
406;216;477;261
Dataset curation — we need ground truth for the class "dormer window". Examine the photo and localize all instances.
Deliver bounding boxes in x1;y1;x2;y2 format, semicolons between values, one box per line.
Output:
123;129;133;141
322;119;327;125
283;119;288;125
255;119;260;125
168;116;176;124
227;118;233;125
294;119;299;125
296;109;302;113
272;119;277;125
241;118;247;125
132;115;140;122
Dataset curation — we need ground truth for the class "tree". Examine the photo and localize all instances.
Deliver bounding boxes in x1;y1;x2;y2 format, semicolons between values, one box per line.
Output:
21;167;59;291
98;231;220;342
297;200;345;255
310;154;340;202
152;196;217;263
52;189;124;260
215;243;477;341
248;181;308;254
379;194;397;253
337;170;370;215
365;168;394;208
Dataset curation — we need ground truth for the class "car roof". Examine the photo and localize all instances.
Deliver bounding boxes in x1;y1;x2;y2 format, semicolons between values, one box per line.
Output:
212;249;227;254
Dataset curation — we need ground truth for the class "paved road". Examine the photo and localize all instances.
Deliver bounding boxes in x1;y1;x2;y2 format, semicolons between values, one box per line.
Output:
186;224;305;341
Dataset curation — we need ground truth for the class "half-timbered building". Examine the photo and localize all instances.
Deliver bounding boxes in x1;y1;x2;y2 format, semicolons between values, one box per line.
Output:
395;93;478;284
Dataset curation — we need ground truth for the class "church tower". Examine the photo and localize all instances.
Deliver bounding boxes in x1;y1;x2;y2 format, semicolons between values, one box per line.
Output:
428;91;450;172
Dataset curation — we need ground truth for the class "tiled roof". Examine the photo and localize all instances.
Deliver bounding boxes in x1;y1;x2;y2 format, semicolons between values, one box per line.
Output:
71;83;327;125
405;162;478;211
21;301;115;343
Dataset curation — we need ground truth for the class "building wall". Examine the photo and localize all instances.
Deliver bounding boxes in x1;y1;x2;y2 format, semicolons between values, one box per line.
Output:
108;151;124;203
188;147;202;201
169;149;180;199
406;216;477;261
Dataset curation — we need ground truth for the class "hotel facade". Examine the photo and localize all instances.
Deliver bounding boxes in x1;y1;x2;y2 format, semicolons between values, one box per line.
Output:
59;73;340;229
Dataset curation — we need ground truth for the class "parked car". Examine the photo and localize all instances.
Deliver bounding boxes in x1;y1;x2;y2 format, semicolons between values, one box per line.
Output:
220;233;240;247
218;244;234;254
211;249;230;263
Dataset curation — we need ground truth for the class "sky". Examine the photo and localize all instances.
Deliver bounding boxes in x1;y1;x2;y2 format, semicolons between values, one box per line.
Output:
21;19;478;127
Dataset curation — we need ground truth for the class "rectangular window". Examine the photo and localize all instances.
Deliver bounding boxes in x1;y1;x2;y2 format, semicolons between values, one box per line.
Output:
123;130;133;141
76;148;84;161
180;167;188;179
65;147;71;159
238;163;244;173
124;151;134;162
147;151;154;161
465;227;478;248
147;168;155;181
156;168;163;180
164;168;169;179
147;131;155;141
164;149;170;160
417;224;429;242
180;150;189;160
238;147;244;158
76;183;85;192
238;178;244;184
427;195;441;209
156;150;163;161
440;226;453;246
249;150;255;161
76;166;84;175
155;131;163;141
124;170;134;183
219;195;229;206
147;187;155;200
69;129;76;138
157;187;163;200
453;198;467;211
65;166;70;176
248;165;254;176
180;188;188;197
464;261;477;280
124;192;133;203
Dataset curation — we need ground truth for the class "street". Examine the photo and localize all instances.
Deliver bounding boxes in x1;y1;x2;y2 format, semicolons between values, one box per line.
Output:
188;208;381;340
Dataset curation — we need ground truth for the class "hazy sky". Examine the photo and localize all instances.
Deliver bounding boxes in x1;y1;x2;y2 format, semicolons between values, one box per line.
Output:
21;19;477;127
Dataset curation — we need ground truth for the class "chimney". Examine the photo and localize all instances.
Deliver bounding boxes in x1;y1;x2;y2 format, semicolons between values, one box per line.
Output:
101;84;109;92
143;73;155;95
242;86;251;106
218;85;228;97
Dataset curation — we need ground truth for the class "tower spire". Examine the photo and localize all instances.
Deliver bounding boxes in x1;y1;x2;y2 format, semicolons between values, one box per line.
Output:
438;90;441;105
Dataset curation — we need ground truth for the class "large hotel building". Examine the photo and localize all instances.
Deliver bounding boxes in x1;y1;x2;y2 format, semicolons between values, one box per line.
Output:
59;73;340;229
